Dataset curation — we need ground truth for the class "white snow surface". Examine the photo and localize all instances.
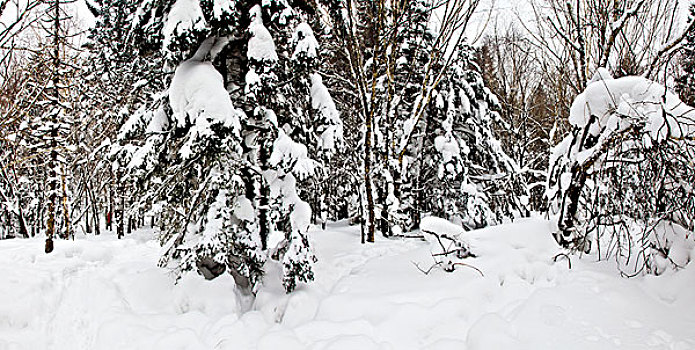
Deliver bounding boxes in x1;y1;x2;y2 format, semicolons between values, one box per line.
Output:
1;218;694;349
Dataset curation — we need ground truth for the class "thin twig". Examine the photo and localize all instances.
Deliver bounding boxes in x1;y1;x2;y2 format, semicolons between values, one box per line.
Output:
553;252;572;269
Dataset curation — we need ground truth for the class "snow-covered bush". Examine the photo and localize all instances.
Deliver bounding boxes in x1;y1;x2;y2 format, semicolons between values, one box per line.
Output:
419;216;475;272
547;70;695;275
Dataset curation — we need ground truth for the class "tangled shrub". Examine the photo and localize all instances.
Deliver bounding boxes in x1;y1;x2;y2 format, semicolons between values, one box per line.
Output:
547;71;695;275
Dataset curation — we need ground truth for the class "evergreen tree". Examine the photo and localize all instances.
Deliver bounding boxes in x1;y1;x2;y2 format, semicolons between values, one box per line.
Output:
404;44;526;230
81;0;167;239
676;4;695;106
388;0;439;232
100;0;340;293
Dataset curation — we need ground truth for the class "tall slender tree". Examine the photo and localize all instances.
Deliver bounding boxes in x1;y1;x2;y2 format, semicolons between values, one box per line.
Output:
31;0;78;252
319;0;524;238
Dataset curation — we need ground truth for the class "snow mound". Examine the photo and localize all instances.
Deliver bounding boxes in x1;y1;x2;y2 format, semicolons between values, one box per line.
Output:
569;75;695;140
419;216;473;272
588;67;613;84
420;216;465;237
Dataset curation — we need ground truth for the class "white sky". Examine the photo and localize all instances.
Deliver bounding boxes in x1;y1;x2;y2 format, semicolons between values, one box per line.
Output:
74;0;96;29
465;0;691;45
67;0;691;44
463;0;534;44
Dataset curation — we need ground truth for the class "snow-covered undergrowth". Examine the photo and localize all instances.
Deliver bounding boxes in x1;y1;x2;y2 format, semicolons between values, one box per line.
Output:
547;71;695;272
1;218;694;349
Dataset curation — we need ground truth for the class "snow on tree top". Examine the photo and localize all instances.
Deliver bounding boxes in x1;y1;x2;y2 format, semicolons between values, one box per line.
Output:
270;130;316;179
310;74;338;122
248;5;278;62
163;0;207;52
169;59;243;134
212;0;237;21
569;75;695;141
292;22;319;60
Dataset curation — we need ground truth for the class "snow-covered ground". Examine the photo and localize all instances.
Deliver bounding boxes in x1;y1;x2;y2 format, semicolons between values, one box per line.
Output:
1;218;693;349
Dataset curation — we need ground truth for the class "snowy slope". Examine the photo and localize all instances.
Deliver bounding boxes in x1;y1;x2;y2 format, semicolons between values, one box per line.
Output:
0;219;693;349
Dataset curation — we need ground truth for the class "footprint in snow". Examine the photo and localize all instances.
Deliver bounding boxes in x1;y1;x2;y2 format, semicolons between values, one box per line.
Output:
625;320;642;329
647;329;673;346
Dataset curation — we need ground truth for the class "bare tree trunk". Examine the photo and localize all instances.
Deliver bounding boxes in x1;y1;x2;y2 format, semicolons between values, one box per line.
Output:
258;130;273;250
116;176;124;239
364;110;376;243
127;191;133;234
17;204;28;238
61;167;70;239
106;186;112;231
557;115;596;250
85;185;91;234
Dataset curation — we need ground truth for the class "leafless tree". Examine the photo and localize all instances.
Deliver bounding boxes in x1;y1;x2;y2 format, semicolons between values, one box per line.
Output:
322;0;486;241
525;0;692;93
478;24;567;211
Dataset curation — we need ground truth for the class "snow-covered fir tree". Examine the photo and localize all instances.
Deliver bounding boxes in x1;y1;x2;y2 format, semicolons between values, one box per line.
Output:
82;0;167;238
290;22;343;228
401;44;527;230
676;4;695;106
104;0;341;293
386;0;437;232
